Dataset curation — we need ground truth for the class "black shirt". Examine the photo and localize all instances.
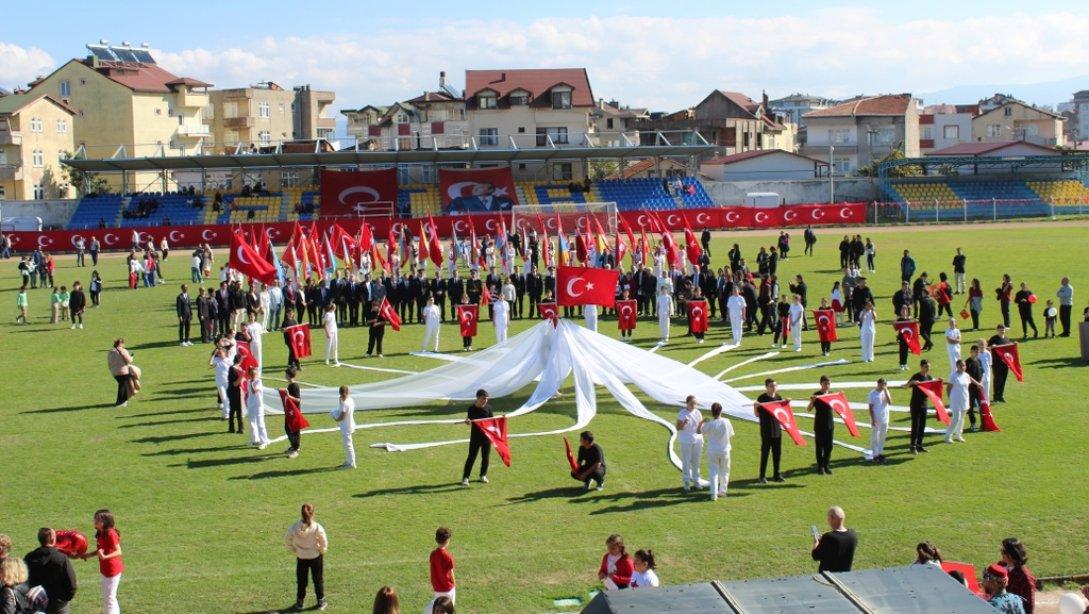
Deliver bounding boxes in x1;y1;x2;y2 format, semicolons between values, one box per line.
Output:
907;372;933;410
24;546;78;608
953;254;966;273
812;529;858;572
756;392;783;439
287;382;301;401
577;443;605;471
467;403;493;443
812;390;834;432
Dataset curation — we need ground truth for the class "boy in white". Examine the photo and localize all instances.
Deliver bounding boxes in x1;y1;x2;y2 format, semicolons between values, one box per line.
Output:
977;340;992;401
789;295;805;351
584;303;599;332
867;378;891;462
859;302;877;362
944;318;961;370
945;359;978;443
246;368;270;449
334;385;356;468
210;347;232;419
697;402;734;500
421;296;442;352
656;287;674;344
259;284;271;330
675;395;705;490
726;288;746;346
493;296;510;344
244;313;265;371
323;304;339;366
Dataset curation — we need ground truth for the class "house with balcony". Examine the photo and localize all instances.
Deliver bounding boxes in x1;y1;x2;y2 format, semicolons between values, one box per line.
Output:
205;81;294;153
638;90;795;156
769;93;835;147
292;85;336;141
971;94;1065;147
590;98;648;147
801;94;919;175
0;93;76;200
918;104;976;155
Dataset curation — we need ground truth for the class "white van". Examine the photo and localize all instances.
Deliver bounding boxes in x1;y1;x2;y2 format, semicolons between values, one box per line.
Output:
742;192;783;208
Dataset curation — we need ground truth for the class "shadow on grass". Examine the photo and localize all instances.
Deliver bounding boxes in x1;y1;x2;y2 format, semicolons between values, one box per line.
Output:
506;486;585;503
353;482;469;498
130;431;219;444
143;444;250;457
116;415;216;428
236;604;324;614
127;339;187;351
231;466;340;480
179;453;281;469
1031;356;1086;369
585;486;751;515
118;407;211;419
21;402;118;414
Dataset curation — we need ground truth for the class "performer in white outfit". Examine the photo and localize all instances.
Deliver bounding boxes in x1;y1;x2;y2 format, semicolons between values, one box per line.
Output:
584;304;599;332
323;304;339;366
675;395;705;490
867;378;891;461
421;296;442;352
334;385;356;468
258;284;271;330
245;368;269;449
789;295;805;351
697;402;734;500
945;359;978;444
210;346;231;420
726;288;746;346
859;301;877;362
244;312;265;371
493;296;510;344
977;339;992;401
656;287;674;344
944;318;962;370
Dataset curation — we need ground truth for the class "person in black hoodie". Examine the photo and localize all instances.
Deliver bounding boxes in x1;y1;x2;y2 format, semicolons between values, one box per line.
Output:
24;528;77;613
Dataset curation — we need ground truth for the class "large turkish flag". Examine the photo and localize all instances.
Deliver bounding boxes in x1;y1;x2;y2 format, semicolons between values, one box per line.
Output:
320;168;399;217
757;400;806;445
894;320;922;355
814;309;838;343
555;266;620;307
687;299;709;334
457;304;479;337
283;323;312;359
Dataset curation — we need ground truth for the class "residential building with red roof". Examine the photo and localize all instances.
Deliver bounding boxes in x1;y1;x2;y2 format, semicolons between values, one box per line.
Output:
970;94;1064;147
801;93;919;175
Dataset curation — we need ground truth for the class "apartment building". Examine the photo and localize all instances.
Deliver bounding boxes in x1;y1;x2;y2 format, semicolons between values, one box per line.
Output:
641;90;795;156
802;94;919;175
590;99;648;147
972;94;1064;147
292;85;336;141
204;81;294;152
918;104;976;154
769;93;835;146
0;93;76;200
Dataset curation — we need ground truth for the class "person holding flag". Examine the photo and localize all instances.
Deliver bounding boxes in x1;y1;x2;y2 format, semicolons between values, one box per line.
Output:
457;295;478;351
281;367;307;458
987;325;1014;403
323;304;339;367
365;299;386;358
461;389;494;486
697;402;734;501
945;359;979;444
616;290;637;341
814;298;837;357
902;359;935;455
571;430;606;491
895;306;917;371
754;378;788;484
806;375;837;475
867;378;892;463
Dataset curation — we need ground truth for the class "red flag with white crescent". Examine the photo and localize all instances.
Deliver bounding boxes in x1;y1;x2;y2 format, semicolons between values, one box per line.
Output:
914;379;950;424
894;320;922;355
457;304;479;337
980;400;1001;432
563;436;579;472
229;231;277;284
616;299;637;331
474;416;511;467
682;218;702;266
815;391;859;437
427;214;444;268
538;302;558;326
235;340;259;371
814;309;838;343
379;296;402;331
990;343;1023;382
417;220;430;266
556;265;620;307
758;400;806;446
279;388;311;431
283;323;312;358
687;299;709;334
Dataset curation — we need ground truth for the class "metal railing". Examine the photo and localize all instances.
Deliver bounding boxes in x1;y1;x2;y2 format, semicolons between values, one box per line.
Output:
872;197;1089;224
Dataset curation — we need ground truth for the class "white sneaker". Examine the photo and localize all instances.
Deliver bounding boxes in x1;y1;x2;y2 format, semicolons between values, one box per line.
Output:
596;483;604;491
287;450;299;458
460;478;470;486
334;362;341;367
71;324;77;329
944;437;954;444
480;476;489;484
257;443;267;450
956;436;966;442
78;324;83;329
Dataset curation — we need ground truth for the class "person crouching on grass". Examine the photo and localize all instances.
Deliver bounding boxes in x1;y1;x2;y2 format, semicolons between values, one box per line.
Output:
571;430;606;491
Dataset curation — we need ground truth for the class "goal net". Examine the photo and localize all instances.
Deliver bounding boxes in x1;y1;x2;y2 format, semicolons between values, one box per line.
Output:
509;201;618;238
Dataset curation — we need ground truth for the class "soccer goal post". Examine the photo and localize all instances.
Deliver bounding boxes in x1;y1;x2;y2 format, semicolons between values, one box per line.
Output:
509;201;618;237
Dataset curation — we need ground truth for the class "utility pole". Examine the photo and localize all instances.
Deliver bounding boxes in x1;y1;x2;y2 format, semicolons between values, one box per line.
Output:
829;144;835;204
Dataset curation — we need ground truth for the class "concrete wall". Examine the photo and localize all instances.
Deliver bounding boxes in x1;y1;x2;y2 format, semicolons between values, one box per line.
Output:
703;178;879;205
1;198;79;228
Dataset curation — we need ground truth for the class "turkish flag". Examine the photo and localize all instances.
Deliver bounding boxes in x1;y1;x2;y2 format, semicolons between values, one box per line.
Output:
475;416;511;466
229;231;277;284
980;400;1001;432
235;340;259;371
616;299;637;331
914;379;950;424
683;224;702;266
574;232;588;264
687;299;709;334
538;301;558;326
319;168;398;217
814;309;838;343
556;265;620;307
53;530;89;557
894;320;922;355
279;388;311;431
563;436;579;472
662;231;679;269
427;214;444;268
417;220;430;265
758;400;806;446
379;296;402;331
358;221;373;252
457;304;479;337
991;343;1023;382
816;392;859;437
283;323;312;359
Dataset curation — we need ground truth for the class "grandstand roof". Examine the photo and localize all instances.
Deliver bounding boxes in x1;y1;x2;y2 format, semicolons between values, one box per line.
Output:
465;68;594;107
805;94;913;118
926;141;1056;156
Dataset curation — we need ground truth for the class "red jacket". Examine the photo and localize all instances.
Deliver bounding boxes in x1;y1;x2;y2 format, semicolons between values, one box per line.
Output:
599;553;634;588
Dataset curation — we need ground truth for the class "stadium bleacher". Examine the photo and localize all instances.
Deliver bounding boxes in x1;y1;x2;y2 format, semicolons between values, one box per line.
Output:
67;194;126;229
119;193;205;228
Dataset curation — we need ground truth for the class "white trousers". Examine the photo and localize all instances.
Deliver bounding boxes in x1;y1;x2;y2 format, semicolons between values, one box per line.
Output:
584;309;598;332
707;451;731;500
946;344;961;370
434;588;456;604
729;314;743;345
955;272;966;293
680;438;703;485
791;322;803;350
216;383;229;418
325;332;338;364
422;322;440;351
494;321;508;344
247;405;269;446
981;373;992;402
251;341;263;372
101;573;121;614
659;314;670;341
341;427;356;467
869;421;888;458
860;329;875;361
946;404;966;440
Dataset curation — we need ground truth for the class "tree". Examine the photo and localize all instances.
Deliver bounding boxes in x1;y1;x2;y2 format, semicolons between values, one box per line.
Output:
858;143;923;178
61;152;108;196
588;160;620;181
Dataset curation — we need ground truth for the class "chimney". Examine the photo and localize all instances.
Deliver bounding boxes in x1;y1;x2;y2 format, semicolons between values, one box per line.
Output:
439;71;446;88
762;90;769;111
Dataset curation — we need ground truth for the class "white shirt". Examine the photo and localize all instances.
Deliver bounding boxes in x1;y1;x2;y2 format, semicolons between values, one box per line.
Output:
860;309;876;333
213;355;231;385
246;378;264;412
630;569;660;589
946;327;960;345
948;370;971;408
268;286;283;308
656;294;673;317
424;304;441;325
789;302;804;324
192;255;202;269
323;311;337;334
868;388;891;424
336;396;356;432
701;417;735;455
245;321;265;342
502;282;516;301
676;407;703;443
493;299;509;322
727;295;745;317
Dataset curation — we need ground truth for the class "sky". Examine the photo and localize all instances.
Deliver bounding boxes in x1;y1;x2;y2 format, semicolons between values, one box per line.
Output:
3;0;1089;131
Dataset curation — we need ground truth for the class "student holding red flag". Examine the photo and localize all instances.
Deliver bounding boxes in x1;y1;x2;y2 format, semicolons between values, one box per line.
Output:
570;430;606;491
894;306;921;370
280;366;309;458
814;299;838;357
687;291;709;344
461;389;495;486
616;292;637;340
555;265;620;307
456;297;479;351
945;359;981;444
754;378;788;484
807;375;837;475
902;359;935;455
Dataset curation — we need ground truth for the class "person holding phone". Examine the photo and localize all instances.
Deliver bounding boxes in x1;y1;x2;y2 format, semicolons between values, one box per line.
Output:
811;506;857;572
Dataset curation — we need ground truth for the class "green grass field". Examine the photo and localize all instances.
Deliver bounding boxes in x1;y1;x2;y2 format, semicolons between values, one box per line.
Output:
3;221;1088;613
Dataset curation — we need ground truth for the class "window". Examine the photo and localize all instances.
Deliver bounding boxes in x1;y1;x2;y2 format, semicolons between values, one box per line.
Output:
224;102;238;119
0;186;5;199
281;170;299;188
479;128;499;146
921;126;933;140
988;124;1003;138
155;108;162;116
943;125;960;140
203;104;214;119
833;157;851;174
478;93;497;109
0;151;6;165
606;118;614;130
224;130;239;146
32;149;44;167
397;165;412;184
79;78;86;86
59;80;71;98
258;102;270;118
317;127;334;140
1004;106;1013;117
874;126;896;146
421;165;435;183
551;88;572;110
258;130;271;145
536;127;569;146
552;162;573;181
30;117;43;133
55;118;68;133
33;184;45;199
58;149;66;163
279;103;285;113
1026;124;1039;137
829;128;851;145
509;91;529;106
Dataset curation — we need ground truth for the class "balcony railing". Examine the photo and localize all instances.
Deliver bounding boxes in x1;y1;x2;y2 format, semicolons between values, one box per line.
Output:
225;117;255;128
177;123;211;137
0;129;22;146
0;163;23;181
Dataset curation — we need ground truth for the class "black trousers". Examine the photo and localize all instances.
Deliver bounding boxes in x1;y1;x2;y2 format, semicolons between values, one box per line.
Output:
1060;305;1072;335
1018;306;1038;337
178;317;191;342
228;389;244;433
967;386;981;427
759;436;782;478
348;302;360;326
287;347;300;369
367;327;384;355
114;374;132;406
462;335;472;348
572;465;606;487
898;339;909;366
970;309;980;330
815;428;833;469
217;315;230;336
993;365;1008;401
1000;301;1010;327
463;438;491;479
866;254;875;270
336;301;347;325
937;303;952;318
820;340;831;354
909;406;927;449
287;430;301;451
296;555;324;602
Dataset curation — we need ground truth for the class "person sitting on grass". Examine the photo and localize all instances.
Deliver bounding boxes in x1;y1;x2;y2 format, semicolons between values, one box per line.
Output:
598;534;634;591
630;549;660;589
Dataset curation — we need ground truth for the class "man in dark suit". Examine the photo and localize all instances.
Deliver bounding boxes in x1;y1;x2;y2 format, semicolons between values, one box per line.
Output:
215;281;231;336
333;271;349;325
176;284;193;346
348;274;364;326
511;269;526;319
447;182;514;213
526;265;543;318
700;228;712;257
413;269;428;323
466;269;483;306
430;270;448;322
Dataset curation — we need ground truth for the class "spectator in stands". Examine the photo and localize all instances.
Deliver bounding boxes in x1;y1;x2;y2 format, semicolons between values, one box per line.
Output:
811;506;857;572
372;586;399;614
1000;538;1036;614
285;503;327;612
1056;277;1074;337
913;541;943;567
1014;282;1038;339
24;527;78;613
982;564;1026;614
598;534;634;591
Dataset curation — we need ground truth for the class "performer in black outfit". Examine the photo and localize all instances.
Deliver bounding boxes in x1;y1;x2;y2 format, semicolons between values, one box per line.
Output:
987;325;1013;402
366;300;386;357
282;314;302;370
227;353;245;434
807;375;835;475
176;284;192;345
461;389;493;485
755;378;786;484
1013;282;1038;339
902;359;933;454
430;271;447;322
571;430;606;490
526;266;543;318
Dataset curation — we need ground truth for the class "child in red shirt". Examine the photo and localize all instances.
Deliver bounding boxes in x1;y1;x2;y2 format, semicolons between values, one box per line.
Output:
598;533;634;590
429;527;456;604
81;508;124;614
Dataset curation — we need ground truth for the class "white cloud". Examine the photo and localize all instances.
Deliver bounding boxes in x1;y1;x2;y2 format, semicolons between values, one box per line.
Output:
0;42;55;90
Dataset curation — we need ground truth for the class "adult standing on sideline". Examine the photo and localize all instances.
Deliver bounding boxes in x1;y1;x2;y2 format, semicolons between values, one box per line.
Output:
75;236;86;267
69;281;86;330
900;249;916;284
323;304;339;367
571;430;606;491
945;359;979;444
90;236;100;266
944;317;962;370
421;296;441;352
24;528;77;614
1056;277;1074;337
246;367;270;450
902;359;934;454
284;504;327;612
333;385;356;469
365;299;386;358
1014;282;1038;339
812;506;857;573
755;378;786;484
807;375;836;475
988;325;1013;403
176;284;193;346
107;338;135;407
966;278;984;330
864;237;876;273
675;395;705;491
952;248;967;294
1001;538;1036;614
996;274;1013;328
461;389;494;486
80;509;123;614
804;225;816;256
867;378;891;462
697;402;734;500
859;301;877;362
656;286;673;345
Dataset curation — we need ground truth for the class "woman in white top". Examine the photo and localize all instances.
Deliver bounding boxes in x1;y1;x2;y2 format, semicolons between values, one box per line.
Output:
259;284;271;330
285;504;328;611
210;346;232;420
492;296;510;344
246;367;269;449
675;395;704;490
323;304;339;366
421;297;442;352
333;385;356;469
631;549;660;589
859;301;877;362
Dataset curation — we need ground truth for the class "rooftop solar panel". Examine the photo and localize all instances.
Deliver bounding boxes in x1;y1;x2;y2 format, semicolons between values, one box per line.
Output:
132;49;156;64
88;45;116;61
111;47;140;62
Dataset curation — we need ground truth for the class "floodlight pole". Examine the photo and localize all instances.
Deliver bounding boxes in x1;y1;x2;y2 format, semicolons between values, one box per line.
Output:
829;145;835;204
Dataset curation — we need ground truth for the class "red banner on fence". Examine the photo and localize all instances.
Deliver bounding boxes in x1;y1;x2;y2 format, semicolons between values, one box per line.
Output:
319;168;399;218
